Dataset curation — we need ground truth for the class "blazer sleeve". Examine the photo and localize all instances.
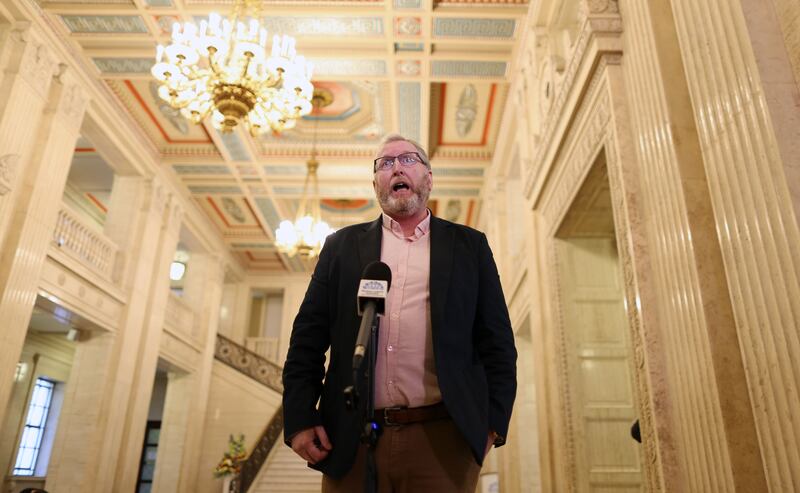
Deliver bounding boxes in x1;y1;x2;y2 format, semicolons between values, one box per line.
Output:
473;232;517;443
282;239;334;440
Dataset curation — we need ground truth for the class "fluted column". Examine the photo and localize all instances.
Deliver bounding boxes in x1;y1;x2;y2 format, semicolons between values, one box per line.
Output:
0;25;58;248
0;40;86;429
619;0;766;490
153;253;224;493
111;193;182;492
668;0;800;489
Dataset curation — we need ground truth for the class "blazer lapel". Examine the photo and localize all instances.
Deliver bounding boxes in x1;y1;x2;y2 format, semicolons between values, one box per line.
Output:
357;215;382;275
430;216;454;334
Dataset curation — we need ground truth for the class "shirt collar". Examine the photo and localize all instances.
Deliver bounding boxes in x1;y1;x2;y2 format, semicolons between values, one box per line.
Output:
381;209;431;240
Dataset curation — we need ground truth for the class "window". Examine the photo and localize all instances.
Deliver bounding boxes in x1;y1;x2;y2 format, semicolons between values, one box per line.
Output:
13;378;55;476
136;420;161;493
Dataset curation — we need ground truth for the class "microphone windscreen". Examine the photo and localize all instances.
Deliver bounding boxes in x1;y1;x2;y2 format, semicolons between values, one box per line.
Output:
361;261;392;290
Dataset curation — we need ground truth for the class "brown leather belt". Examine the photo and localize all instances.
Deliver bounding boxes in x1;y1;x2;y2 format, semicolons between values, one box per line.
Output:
373;402;449;427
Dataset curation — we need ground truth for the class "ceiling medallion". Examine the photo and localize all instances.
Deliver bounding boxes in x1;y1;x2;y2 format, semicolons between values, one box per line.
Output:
150;0;314;135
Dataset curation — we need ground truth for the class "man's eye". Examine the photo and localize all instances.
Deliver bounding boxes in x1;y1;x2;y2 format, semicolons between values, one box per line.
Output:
400;155;416;164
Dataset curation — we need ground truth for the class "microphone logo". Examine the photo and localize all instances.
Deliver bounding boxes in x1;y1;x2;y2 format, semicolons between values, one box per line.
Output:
357;279;388;315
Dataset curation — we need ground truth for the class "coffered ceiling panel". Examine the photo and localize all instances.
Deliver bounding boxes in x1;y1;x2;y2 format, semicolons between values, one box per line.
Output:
46;0;529;272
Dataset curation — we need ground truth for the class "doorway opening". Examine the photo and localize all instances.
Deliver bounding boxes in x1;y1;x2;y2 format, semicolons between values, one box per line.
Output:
553;153;642;491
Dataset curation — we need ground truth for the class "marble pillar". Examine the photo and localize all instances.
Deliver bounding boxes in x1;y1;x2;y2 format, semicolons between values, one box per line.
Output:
669;0;800;489
0;32;86;431
110;193;182;492
153;253;224;492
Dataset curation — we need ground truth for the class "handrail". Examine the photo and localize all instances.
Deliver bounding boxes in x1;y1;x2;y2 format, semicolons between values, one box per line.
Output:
213;334;285;492
230;405;284;493
214;334;283;393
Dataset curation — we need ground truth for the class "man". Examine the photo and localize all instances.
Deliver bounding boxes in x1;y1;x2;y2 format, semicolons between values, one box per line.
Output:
282;134;517;492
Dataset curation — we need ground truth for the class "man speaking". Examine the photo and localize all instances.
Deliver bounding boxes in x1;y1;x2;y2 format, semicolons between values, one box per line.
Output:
282;134;517;492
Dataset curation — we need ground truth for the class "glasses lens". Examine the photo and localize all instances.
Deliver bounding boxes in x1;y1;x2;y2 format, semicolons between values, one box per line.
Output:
398;153;420;166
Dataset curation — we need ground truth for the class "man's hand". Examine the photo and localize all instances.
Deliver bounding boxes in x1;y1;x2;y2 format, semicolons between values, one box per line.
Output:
290;425;333;464
484;431;497;459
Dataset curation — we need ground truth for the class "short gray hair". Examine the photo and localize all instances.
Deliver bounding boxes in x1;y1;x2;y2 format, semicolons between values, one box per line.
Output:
375;133;431;169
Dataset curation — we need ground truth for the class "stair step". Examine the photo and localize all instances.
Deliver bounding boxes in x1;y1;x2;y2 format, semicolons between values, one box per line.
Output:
250;443;323;493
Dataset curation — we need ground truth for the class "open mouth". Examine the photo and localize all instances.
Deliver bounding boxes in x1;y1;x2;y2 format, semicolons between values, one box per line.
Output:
392;182;410;192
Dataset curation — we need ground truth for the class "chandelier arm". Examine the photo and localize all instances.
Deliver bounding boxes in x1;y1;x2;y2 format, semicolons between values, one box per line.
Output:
242;53;252;80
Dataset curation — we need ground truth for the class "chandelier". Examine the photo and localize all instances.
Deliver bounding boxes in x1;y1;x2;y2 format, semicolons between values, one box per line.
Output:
150;0;314;135
275;89;335;258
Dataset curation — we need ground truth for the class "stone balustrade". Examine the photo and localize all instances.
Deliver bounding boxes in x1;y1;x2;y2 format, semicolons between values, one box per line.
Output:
52;204;118;279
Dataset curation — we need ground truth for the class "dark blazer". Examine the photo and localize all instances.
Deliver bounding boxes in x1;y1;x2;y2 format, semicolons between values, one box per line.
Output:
282;215;517;478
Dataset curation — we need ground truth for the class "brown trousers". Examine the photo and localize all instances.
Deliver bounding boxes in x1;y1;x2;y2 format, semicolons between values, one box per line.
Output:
321;418;481;493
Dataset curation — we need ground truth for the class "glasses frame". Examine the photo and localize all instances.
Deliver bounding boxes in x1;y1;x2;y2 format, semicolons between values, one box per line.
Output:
373;152;426;173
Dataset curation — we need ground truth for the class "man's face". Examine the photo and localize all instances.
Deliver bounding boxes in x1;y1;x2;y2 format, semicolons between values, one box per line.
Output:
373;140;433;219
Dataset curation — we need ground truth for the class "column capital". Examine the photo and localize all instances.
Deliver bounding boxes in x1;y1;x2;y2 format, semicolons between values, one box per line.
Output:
5;25;60;100
164;195;184;234
144;177;169;216
53;67;89;124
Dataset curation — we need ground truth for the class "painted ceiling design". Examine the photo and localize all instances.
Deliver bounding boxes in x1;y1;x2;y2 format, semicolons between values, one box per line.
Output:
45;0;529;273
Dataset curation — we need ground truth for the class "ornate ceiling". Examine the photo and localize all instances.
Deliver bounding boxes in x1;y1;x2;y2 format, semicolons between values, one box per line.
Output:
45;0;529;272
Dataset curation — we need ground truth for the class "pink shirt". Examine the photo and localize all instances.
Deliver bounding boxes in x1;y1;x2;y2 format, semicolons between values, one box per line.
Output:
374;211;442;409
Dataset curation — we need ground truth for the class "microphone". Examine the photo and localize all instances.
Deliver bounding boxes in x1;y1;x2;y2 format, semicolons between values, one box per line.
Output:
352;261;392;371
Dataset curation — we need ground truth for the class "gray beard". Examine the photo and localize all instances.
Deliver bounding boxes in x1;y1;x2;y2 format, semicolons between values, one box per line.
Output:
377;185;430;217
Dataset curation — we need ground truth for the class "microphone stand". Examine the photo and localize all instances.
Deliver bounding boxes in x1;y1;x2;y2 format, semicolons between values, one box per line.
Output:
344;309;380;493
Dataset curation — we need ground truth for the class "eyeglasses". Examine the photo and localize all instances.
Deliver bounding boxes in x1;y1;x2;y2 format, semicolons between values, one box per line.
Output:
373;152;426;172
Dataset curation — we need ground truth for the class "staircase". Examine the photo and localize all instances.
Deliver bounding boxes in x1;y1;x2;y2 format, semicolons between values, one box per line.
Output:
249;442;322;493
214;336;322;493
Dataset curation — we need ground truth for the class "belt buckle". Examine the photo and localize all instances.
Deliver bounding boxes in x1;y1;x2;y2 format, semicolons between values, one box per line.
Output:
382;406;405;427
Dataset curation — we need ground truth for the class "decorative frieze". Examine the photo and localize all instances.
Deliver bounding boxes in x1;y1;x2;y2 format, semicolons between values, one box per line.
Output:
433;18;517;39
430;61;507;78
523;5;622;202
397;82;421;141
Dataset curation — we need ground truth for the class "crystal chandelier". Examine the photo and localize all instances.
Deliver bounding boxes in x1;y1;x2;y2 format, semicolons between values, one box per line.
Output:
150;0;314;135
275;89;335;258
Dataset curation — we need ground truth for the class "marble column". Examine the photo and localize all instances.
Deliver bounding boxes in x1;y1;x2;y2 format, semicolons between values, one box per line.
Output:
110;193;182;492
153;253;224;492
668;0;800;489
619;0;766;490
0;24;58;248
0;36;86;430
